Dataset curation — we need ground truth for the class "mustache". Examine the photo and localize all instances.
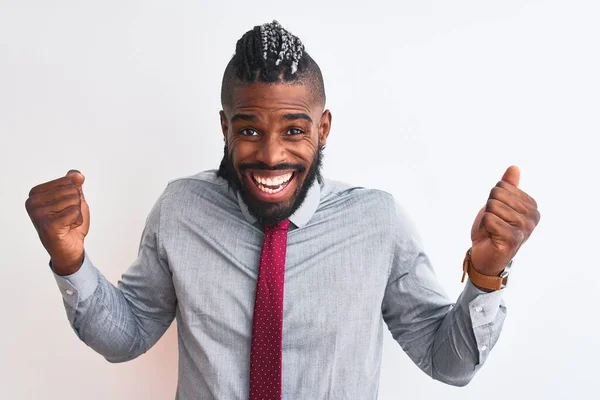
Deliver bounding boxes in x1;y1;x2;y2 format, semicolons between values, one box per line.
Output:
238;162;306;173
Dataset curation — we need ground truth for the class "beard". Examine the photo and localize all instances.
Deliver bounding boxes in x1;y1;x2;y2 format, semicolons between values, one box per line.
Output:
217;145;324;227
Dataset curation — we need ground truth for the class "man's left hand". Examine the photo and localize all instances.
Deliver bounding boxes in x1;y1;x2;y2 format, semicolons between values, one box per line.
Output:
470;166;541;276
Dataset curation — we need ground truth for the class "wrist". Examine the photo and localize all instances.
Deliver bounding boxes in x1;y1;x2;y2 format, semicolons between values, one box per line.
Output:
461;248;512;291
50;253;85;276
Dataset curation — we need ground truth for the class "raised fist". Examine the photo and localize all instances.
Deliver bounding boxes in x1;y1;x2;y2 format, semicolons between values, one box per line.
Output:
25;170;90;275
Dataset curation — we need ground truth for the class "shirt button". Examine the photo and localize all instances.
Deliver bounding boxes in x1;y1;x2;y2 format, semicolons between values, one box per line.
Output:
474;306;483;312
65;289;74;296
480;345;488;351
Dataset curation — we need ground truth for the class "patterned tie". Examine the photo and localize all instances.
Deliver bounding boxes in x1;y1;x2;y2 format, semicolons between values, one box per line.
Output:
249;219;291;400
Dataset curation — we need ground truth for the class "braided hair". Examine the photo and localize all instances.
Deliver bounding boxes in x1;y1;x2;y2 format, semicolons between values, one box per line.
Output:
221;21;326;108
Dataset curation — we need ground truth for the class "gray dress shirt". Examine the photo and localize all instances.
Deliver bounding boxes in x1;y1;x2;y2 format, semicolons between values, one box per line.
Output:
52;170;506;399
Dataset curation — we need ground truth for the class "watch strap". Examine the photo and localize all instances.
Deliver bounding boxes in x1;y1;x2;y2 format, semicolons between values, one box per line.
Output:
461;248;511;291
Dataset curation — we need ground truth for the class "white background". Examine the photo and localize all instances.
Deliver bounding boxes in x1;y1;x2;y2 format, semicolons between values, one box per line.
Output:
1;1;598;399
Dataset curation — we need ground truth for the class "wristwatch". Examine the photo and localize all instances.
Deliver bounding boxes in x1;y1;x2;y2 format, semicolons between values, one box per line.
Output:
461;248;513;291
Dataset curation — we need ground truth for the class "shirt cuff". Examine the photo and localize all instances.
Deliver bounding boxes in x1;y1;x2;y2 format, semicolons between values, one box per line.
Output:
460;279;505;328
457;279;507;367
52;252;99;310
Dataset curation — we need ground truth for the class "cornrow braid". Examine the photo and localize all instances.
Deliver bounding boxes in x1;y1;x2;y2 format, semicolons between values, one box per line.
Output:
221;20;325;108
260;20;304;73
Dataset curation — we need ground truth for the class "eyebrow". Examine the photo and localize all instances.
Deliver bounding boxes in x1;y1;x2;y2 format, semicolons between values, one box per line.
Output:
281;113;313;123
231;114;259;123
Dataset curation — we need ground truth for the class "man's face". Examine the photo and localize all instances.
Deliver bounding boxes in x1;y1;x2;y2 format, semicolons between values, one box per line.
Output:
219;83;331;226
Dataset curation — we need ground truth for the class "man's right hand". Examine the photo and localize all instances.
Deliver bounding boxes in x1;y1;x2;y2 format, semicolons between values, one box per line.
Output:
25;170;90;276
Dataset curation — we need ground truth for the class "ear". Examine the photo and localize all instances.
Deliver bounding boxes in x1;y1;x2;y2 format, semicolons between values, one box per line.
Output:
219;110;228;143
318;109;332;146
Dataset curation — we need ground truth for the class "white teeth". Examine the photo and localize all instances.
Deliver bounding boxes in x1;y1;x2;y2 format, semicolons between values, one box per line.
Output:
259;185;283;194
252;172;293;187
252;172;294;194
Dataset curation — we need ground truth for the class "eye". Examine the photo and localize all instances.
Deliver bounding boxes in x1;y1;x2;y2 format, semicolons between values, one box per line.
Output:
286;128;305;136
239;128;259;136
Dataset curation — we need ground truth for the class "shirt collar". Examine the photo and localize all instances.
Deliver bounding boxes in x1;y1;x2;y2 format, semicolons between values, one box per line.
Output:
236;179;321;229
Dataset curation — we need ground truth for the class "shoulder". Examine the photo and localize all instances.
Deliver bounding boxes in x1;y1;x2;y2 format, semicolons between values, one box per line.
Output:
320;177;396;214
164;169;226;196
166;169;226;191
320;177;422;244
158;169;237;214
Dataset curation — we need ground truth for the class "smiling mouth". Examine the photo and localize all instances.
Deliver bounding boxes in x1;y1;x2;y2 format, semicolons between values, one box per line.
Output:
250;171;295;194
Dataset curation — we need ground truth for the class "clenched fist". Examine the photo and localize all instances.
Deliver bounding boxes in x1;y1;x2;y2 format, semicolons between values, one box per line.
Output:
470;166;540;277
25;170;90;276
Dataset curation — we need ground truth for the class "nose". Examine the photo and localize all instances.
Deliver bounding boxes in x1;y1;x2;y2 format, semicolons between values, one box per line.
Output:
256;135;287;167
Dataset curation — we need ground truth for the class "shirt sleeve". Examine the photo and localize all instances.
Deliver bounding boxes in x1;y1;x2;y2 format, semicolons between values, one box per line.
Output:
381;200;506;386
51;189;177;363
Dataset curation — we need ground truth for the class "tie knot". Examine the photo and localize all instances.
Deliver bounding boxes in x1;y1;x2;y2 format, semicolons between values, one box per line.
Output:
265;219;290;232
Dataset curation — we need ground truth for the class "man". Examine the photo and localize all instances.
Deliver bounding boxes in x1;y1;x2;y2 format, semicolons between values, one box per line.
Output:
25;21;540;399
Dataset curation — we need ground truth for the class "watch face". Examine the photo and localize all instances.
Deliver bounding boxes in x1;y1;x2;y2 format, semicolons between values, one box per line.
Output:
500;259;514;278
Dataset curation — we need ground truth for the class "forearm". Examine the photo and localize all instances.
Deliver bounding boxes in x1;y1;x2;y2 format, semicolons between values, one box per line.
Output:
429;280;506;386
54;253;172;363
385;198;509;386
383;269;506;387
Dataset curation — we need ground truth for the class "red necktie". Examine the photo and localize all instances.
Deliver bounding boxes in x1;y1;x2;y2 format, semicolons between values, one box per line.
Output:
249;219;291;400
